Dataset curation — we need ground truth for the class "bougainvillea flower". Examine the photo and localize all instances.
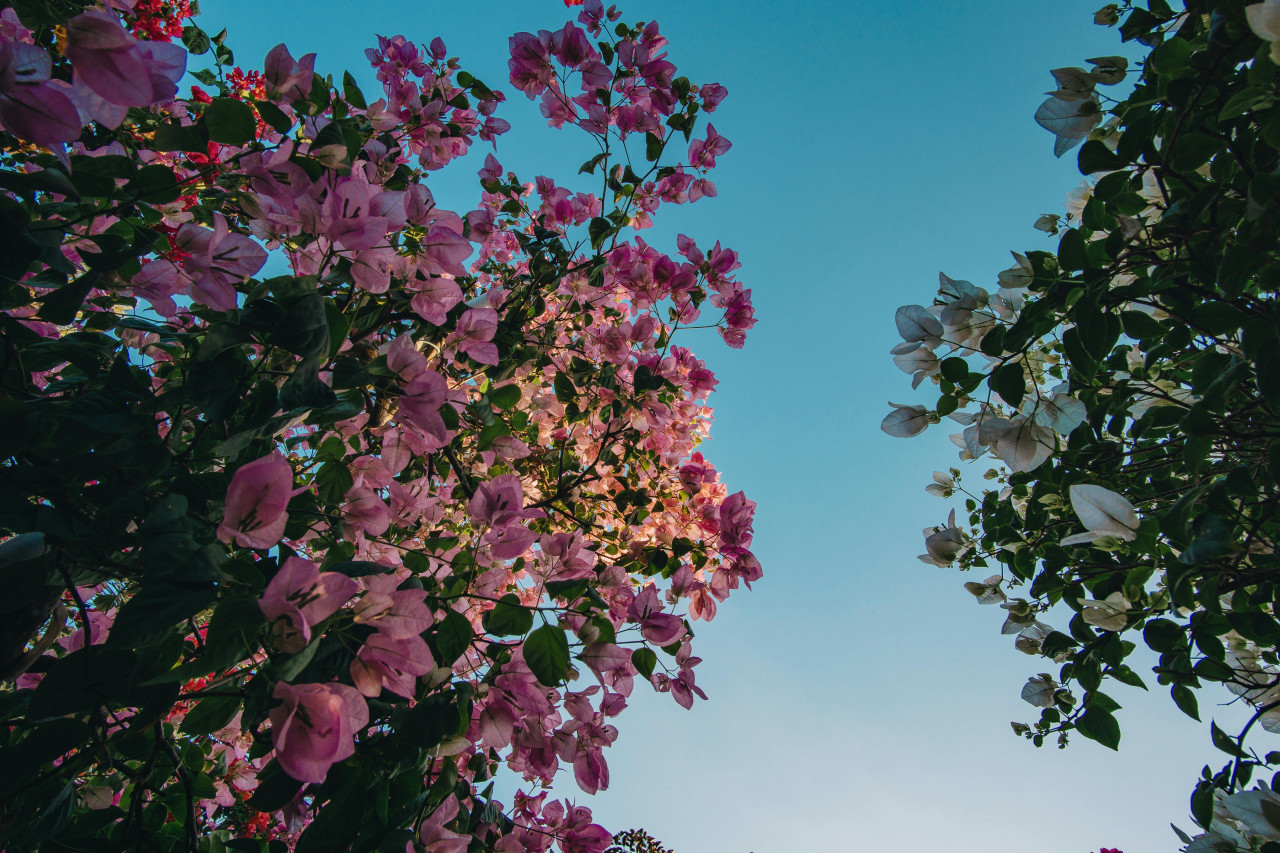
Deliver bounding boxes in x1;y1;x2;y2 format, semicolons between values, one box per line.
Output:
350;633;434;698
579;642;636;697
416;796;471;853
1247;0;1280;64
174;214;268;311
259;556;358;652
65;10;185;107
687;123;731;169
269;681;368;783
0;42;81;148
627;585;685;646
217;452;297;549
263;43;315;102
351;574;433;639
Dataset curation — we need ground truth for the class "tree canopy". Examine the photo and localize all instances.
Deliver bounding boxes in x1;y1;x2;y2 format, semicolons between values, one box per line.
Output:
0;0;758;850
886;1;1280;847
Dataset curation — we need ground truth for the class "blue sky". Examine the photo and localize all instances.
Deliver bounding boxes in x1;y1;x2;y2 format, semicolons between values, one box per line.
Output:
198;1;1252;850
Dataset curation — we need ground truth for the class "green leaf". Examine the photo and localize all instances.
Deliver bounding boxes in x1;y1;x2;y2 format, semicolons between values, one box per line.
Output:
280;358;337;411
181;25;211;55
203;98;257;145
939;357;968;383
524;624;571;687
1057;228;1088;272
110;581;217;647
1219;86;1274;121
247;760;305;811
488;384;521;411
554;372;576;404
1211;720;1246;757
132;164;182;205
1171;685;1200;721
1078;140;1125;175
1167;132;1223;173
631;647;657;680
588;217;614;250
181;695;242;735
1191;781;1215;830
255;100;294;135
341;71;367;110
644;132;663;162
1120;309;1164;341
988;361;1025;409
1075;706;1121;750
434;609;472;665
483;594;534;637
579;153;607;175
35;273;95;324
153;121;210;153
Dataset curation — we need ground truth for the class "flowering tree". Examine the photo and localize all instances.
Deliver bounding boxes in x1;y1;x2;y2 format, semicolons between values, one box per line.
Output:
0;0;760;850
885;1;1280;848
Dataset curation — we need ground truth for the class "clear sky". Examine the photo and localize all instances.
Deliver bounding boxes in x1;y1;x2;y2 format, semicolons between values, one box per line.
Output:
198;1;1254;850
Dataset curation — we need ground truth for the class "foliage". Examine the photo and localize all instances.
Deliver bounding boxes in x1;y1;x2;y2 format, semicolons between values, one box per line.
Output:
0;0;760;850
886;0;1280;847
604;829;673;853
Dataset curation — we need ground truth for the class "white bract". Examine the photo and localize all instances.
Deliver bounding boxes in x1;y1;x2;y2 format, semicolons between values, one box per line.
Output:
1061;484;1140;546
1078;591;1131;632
1247;0;1280;64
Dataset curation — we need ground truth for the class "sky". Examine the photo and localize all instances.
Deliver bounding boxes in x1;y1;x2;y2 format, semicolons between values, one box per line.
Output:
196;1;1256;850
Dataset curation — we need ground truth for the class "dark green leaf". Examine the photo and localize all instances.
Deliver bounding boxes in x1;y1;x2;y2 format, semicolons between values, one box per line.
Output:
433;609;472;665
204;98;258;145
524;624;570;687
153;122;210;153
247;760;305;811
1171;685;1200;721
1075;706;1121;750
483;594;534;637
1078;140;1125;175
631;647;657;679
181;695;242;735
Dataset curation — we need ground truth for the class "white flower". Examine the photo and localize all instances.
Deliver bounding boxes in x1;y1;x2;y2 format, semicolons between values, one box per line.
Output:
1079;591;1132;632
919;509;966;567
926;470;955;498
882;401;930;438
1064;179;1093;223
1060;484;1140;546
963;574;1005;604
1021;674;1057;708
1247;0;1280;65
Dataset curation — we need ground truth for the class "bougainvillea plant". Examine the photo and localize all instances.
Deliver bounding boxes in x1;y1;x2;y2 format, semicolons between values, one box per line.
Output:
0;0;760;850
885;0;1280;848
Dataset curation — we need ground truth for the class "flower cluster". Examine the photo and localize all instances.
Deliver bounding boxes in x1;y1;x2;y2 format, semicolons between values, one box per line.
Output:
0;1;758;851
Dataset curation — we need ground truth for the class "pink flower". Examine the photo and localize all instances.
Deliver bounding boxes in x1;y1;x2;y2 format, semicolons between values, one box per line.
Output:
259;556;358;653
398;369;460;451
269;681;368;784
454;306;499;365
217;452;297;549
626;585;685;646
579;643;636;697
352;574;433;639
718;491;756;552
699;82;728;111
687;123;731;169
0;42;81;148
350;633;434;698
416;797;470;853
174;214;268;312
263;44;315;102
65;10;185;108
